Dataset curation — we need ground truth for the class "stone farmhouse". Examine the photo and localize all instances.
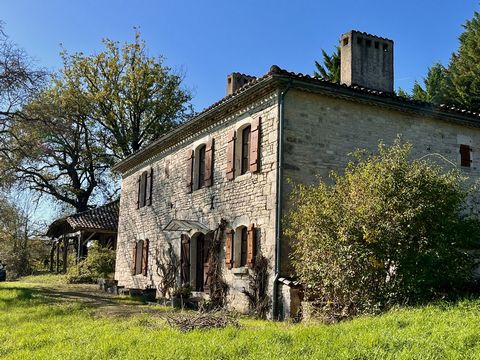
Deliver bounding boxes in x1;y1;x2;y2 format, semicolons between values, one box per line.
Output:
113;31;480;319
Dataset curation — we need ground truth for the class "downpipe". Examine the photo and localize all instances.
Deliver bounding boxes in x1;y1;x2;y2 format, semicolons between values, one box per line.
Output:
272;81;292;320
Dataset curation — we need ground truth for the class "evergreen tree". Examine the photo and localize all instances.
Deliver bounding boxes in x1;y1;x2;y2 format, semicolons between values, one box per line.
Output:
448;11;480;111
313;46;340;82
411;63;450;104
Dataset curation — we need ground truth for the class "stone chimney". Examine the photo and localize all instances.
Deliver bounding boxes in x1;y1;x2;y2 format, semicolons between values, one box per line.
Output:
340;31;394;93
226;73;256;96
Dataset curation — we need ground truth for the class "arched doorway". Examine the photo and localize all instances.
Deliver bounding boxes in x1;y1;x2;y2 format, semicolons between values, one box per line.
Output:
182;232;211;292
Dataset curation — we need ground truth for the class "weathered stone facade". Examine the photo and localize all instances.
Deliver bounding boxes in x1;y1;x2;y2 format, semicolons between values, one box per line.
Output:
115;94;279;312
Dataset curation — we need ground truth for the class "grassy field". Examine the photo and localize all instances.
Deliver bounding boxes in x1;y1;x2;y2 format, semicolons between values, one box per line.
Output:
1;276;480;359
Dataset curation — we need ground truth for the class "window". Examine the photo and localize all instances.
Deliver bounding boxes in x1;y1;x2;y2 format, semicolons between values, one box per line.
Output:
137;168;153;208
460;144;472;167
240;227;248;267
186;139;214;193
197;144;206;189
241;126;251;175
226;118;260;180
132;239;149;276
229;224;256;269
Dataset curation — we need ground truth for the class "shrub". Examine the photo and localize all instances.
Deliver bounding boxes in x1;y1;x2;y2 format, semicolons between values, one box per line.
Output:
286;139;480;321
67;242;116;284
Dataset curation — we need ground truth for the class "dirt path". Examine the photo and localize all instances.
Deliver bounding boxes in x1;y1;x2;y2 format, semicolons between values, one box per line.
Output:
12;278;169;318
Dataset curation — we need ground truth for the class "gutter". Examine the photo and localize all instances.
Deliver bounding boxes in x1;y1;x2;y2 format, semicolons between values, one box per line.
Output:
272;80;292;320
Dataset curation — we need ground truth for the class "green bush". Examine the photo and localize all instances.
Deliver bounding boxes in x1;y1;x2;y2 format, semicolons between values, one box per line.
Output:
67;242;116;284
286;139;480;321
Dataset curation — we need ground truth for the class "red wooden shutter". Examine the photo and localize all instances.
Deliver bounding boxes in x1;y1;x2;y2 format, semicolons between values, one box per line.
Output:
247;224;255;268
203;232;212;292
249;117;261;173
142;239;149;276
131;242;137;275
204;138;214;187
181;234;190;285
136;176;141;209
225;229;234;269
226;130;236;180
186;149;194;193
460;144;471;167
146;168;153;206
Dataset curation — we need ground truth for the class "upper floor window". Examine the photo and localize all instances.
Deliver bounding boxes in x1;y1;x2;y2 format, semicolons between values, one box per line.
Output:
137;168;153;209
186;139;214;193
460;144;472;167
241;126;251;175
226;117;261;181
197;144;207;189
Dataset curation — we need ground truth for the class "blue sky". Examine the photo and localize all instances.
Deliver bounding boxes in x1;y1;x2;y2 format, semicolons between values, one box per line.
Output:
1;1;478;112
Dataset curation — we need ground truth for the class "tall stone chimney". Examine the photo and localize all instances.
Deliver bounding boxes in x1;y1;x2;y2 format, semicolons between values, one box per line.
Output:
226;73;256;96
340;31;394;93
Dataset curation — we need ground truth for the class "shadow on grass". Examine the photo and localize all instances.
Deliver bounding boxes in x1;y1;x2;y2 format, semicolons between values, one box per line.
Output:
0;282;172;320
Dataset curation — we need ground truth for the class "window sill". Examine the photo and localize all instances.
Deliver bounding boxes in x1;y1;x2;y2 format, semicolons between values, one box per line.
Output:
234;172;252;181
232;267;249;275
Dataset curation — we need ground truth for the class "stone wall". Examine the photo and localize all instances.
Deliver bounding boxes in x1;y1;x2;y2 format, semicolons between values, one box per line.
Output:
115;93;279;312
281;89;480;273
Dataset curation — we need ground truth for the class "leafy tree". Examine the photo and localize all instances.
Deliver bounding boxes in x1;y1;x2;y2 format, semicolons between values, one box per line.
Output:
313;46;340;82
286;139;479;321
1;84;115;212
1;31;190;213
57;31;193;158
0;24;45;187
0;190;43;278
448;11;480;111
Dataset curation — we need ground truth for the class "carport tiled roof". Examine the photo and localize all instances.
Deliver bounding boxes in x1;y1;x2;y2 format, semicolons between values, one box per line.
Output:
47;200;119;238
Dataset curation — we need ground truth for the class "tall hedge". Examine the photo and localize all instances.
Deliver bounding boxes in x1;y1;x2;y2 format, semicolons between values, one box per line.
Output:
286;140;480;321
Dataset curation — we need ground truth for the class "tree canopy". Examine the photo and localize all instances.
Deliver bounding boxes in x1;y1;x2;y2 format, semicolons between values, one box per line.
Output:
404;11;480;111
57;31;193;159
0;31;192;213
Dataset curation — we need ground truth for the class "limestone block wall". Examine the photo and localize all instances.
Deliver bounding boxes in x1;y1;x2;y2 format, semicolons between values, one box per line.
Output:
280;89;480;274
115;93;279;312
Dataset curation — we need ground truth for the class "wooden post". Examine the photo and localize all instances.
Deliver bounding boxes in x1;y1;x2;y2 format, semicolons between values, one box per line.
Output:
55;240;60;273
62;235;68;273
49;241;55;272
77;233;82;264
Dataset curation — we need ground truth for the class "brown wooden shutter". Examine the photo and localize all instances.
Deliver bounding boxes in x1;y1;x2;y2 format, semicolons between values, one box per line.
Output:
131;242;137;275
225;229;234;269
249;117;261;173
247;223;255;268
204;138;214;187
181;234;190;285
136;176;141;209
186;149;194;193
203;232;212;292
226;129;236;180
142;239;149;276
146;168;153;206
460;144;471;167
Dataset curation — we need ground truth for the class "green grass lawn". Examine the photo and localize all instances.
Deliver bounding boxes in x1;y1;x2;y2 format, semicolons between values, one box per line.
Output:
1;276;480;359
